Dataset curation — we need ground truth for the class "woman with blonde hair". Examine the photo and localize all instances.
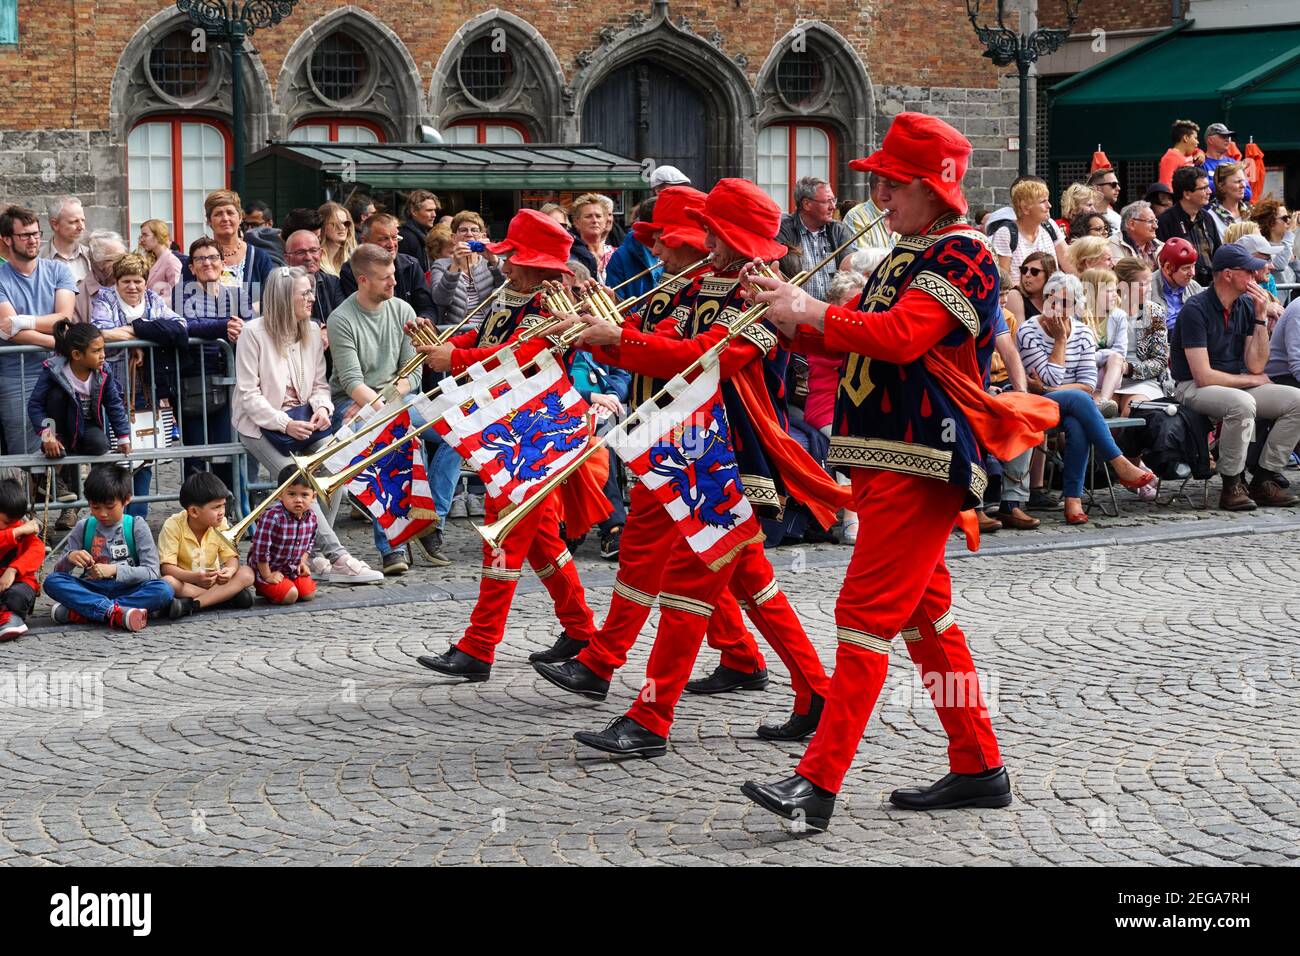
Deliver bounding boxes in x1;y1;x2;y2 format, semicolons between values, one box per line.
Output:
1208;161;1251;238
991;178;1071;276
135;219;181;298
570;192;615;282
1222;220;1259;245
430;210;503;330
1057;183;1101;235
317;201;356;276
233;266;381;584
1068;234;1114;273
1079;267;1125;416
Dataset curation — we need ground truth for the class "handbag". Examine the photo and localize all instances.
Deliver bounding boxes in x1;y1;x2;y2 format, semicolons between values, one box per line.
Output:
259;340;334;455
261;404;318;455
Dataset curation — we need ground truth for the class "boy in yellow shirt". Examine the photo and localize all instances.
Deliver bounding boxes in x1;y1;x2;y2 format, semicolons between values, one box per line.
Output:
159;473;255;617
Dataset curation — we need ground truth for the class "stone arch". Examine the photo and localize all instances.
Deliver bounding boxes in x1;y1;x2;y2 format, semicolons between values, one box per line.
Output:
568;3;759;185
110;6;274;150
276;6;425;142
754;21;876;199
430;9;566;142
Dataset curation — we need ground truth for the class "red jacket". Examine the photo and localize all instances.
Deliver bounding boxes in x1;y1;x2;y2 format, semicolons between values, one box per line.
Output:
0;526;45;594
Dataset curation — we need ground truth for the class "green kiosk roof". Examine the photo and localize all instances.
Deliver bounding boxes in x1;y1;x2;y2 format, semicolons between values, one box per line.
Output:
1050;21;1300;159
245;142;650;190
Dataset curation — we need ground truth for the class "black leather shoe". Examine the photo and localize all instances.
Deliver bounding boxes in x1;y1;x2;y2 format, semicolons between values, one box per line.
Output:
684;665;769;695
528;631;589;664
416;647;491;683
573;716;667;758
757;694;824;741
533;658;609;701
889;767;1013;810
740;775;835;832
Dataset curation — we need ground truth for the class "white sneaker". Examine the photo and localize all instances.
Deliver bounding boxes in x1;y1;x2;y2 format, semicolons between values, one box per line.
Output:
448;495;468;519
467;494;485;517
327;554;384;585
309;555;332;577
841;511;859;545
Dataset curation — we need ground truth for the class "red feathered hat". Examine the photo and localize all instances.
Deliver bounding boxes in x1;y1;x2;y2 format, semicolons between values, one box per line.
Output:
686;178;788;261
487;208;573;274
633;185;709;253
850;112;971;216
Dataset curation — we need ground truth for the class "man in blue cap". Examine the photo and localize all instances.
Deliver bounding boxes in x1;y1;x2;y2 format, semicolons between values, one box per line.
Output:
1171;243;1300;510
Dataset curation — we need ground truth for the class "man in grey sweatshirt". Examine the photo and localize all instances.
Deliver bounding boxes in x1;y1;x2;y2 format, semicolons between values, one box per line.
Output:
43;466;173;631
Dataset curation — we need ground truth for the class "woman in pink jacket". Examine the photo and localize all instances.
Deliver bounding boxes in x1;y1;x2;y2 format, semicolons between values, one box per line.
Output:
136;220;181;300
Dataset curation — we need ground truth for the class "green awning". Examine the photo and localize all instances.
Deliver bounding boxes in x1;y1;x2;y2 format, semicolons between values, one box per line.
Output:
1050;21;1300;160
245;142;649;191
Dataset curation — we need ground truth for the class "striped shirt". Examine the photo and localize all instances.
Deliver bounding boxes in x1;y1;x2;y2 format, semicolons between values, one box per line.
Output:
1016;316;1098;390
843;199;896;251
794;219;837;302
249;501;317;580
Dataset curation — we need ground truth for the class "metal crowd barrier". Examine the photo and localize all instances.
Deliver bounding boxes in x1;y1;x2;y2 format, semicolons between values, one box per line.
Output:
0;338;250;517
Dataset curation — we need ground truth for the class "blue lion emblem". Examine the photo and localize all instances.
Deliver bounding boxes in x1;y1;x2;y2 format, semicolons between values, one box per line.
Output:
646;403;744;528
355;421;415;513
480;391;588;481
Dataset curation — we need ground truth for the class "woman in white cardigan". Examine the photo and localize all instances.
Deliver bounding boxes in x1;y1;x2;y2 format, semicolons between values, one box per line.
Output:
233;266;382;584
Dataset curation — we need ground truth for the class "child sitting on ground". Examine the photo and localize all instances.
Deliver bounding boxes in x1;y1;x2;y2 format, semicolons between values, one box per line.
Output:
159;472;256;617
249;465;318;605
44;465;173;632
28;320;131;459
0;478;44;641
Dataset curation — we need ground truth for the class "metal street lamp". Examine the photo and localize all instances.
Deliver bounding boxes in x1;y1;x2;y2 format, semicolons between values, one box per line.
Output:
966;0;1084;176
176;1;301;197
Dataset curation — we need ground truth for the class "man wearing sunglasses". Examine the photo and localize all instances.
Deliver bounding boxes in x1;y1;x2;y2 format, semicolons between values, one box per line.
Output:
1087;168;1123;235
1157;167;1220;287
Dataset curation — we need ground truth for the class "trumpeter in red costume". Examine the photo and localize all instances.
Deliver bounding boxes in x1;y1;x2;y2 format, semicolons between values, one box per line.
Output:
535;179;850;755
740;114;1059;831
528;186;778;704
412;209;600;682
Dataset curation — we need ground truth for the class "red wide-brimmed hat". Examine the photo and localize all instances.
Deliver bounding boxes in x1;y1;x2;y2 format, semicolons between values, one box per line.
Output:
850;112;971;216
633;185;709;253
685;178;787;261
487;208;574;274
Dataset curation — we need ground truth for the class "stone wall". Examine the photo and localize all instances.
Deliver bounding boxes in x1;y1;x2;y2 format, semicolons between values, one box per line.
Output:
0;131;124;233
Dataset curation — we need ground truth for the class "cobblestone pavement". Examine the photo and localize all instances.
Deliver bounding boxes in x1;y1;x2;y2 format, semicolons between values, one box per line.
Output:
2;492;1299;865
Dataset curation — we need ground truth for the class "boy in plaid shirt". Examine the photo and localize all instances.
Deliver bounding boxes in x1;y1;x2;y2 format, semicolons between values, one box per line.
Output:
249;465;319;605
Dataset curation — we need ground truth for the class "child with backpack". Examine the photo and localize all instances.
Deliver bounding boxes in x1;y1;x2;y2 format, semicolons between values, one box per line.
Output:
0;478;44;641
159;472;256;616
44;466;174;631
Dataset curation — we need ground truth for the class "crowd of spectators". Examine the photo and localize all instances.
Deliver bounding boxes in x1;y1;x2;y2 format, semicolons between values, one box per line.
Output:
1;125;1298;634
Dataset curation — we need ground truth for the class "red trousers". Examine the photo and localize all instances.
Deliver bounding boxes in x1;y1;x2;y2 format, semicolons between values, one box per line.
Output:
255;574;316;604
456;494;597;664
623;536;831;738
796;469;1003;793
579;483;765;681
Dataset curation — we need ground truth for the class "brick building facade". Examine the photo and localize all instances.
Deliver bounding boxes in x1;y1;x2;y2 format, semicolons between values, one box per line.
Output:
0;0;1055;236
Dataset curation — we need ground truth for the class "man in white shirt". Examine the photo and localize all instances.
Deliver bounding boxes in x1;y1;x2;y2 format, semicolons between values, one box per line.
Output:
39;197;92;285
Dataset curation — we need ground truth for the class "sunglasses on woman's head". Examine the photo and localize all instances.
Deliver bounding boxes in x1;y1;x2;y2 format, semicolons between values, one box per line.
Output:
1020;266;1044;276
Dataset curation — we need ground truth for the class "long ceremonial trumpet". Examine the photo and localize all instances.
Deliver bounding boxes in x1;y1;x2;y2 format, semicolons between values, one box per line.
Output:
473;212;888;549
304;290;629;503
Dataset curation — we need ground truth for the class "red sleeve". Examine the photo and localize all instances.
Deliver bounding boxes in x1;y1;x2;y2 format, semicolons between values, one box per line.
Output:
792;324;841;358
594;319;763;381
1;530;46;582
822;287;959;365
450;334;550;377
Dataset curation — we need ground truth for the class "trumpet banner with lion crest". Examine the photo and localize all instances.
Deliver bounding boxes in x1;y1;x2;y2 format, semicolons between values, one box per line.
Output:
432;349;594;510
612;360;764;571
